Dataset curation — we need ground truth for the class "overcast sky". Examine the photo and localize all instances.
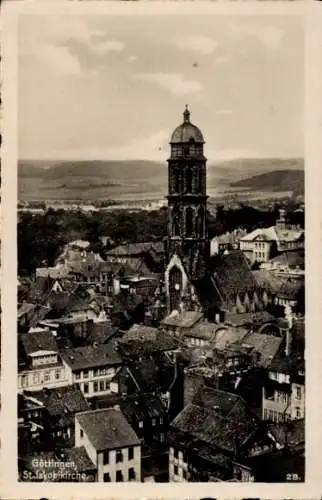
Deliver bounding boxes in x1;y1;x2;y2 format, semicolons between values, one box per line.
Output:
18;14;304;162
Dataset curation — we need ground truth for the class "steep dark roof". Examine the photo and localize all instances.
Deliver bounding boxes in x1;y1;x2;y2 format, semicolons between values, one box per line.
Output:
210;250;258;302
224;311;276;327
86;323;120;345
30;385;89;415
171;386;260;454
76;408;140;451
60;343;122;371
20;330;58;356
118;331;179;358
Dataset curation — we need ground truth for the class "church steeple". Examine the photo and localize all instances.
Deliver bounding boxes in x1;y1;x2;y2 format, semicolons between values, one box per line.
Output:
164;108;209;313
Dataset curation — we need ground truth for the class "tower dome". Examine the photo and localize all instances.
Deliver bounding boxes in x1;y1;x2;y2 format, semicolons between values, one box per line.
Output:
170;106;204;144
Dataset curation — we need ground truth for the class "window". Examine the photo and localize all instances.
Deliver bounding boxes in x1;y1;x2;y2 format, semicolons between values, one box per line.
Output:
83;383;89;394
296;386;302;400
83;370;89;379
103;473;111;482
55;369;61;380
174;465;178;476
103;450;109;464
93;382;98;393
159;416;163;425
116;450;123;463
296;407;301;419
44;371;50;382
152;418;156;426
138;421;143;429
33;373;39;384
93;369;99;377
80;429;84;439
116;470;123;482
75;372;80;380
128;447;134;461
128;468;136;481
99;381;105;391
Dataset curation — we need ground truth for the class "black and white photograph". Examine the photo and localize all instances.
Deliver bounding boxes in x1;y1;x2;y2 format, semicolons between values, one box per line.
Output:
13;8;306;485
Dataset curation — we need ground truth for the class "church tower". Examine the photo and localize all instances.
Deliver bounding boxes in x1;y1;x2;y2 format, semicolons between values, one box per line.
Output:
164;106;209;314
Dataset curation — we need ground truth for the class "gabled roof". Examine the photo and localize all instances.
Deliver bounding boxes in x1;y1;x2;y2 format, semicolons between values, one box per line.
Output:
206;250;259;306
60;343;122;371
237;332;283;368
240;227;277;243
171;386;260;454
224;311;276;327
28;385;89;418
20;330;58;356
161;310;203;328
76;408;140;451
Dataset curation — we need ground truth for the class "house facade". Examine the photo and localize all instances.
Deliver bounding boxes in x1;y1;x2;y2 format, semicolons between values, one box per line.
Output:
75;407;141;482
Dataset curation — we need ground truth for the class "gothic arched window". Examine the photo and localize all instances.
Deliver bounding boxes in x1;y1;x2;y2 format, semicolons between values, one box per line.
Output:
169;266;183;312
196;206;204;237
186;207;194;237
172;208;180;236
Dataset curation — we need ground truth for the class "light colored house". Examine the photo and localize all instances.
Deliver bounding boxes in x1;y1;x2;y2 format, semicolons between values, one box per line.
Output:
240;210;304;264
18;330;69;392
75;407;141;482
60;344;123;398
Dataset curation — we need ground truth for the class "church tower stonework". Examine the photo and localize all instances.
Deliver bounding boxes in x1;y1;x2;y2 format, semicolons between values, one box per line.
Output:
164;106;209;314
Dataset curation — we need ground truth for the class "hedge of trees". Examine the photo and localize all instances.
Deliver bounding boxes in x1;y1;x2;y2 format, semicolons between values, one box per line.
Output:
18;204;304;276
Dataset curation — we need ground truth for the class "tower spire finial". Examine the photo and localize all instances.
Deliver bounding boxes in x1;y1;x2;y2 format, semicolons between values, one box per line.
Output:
183;104;190;123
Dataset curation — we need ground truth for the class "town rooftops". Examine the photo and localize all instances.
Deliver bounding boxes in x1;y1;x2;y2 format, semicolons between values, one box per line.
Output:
269;250;304;269
122;324;160;342
224;311;276;327
212;326;249;351
27;385;89;419
76;407;141;451
106;241;164;257
184;322;218;341
236;332;283;368
20;330;58;357
170;386;259;454
240;227;277;243
60;343;122;371
161;310;203;329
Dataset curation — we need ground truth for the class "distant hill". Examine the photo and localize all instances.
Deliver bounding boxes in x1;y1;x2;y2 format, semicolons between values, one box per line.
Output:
18;157;304;201
230;169;304;193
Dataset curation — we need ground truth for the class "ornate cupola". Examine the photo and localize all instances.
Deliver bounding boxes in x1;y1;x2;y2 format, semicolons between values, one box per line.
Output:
164;106;209;313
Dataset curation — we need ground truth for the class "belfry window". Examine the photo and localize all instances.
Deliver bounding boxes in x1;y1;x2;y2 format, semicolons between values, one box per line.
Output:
186;207;194;237
172;208;180;236
196;207;204;237
186;166;192;193
174;168;180;193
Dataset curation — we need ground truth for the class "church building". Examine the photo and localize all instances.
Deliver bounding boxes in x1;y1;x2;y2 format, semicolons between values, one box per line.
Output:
164;107;265;321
